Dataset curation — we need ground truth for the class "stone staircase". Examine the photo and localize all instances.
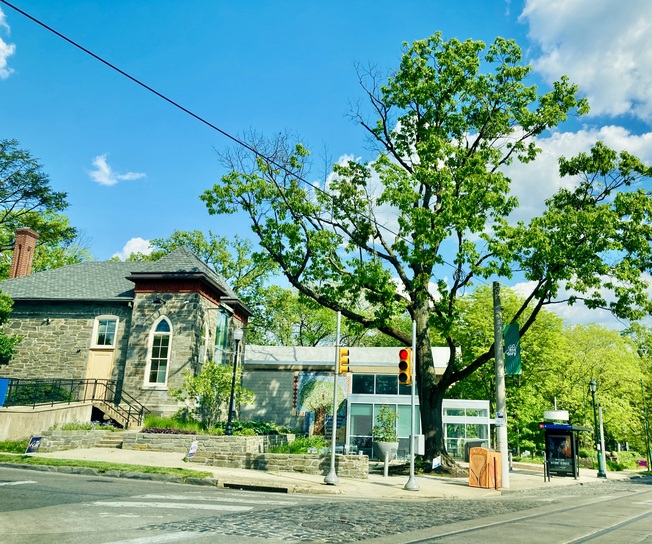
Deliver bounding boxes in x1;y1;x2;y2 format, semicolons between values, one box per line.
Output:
96;431;127;449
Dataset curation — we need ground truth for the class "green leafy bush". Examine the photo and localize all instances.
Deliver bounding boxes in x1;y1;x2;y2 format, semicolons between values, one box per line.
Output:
6;383;74;405
269;435;326;454
141;415;290;436
0;440;28;453
50;421;119;431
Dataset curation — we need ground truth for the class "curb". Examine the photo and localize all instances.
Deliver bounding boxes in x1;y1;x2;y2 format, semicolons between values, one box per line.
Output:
0;461;332;494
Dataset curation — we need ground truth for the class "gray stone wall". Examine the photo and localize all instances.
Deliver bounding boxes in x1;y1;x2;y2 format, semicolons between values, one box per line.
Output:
38;429;110;452
241;369;307;432
36;430;368;478
3;301;131;381
122;293;205;416
193;452;368;478
121;432;289;453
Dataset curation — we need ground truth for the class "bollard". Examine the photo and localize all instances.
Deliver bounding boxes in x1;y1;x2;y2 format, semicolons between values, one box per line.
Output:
384;451;389;478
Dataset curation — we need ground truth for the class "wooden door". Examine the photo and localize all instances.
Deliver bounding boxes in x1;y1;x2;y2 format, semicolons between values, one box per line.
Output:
84;350;114;399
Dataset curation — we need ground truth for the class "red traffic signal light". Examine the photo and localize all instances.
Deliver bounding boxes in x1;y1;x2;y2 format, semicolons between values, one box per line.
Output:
398;348;412;385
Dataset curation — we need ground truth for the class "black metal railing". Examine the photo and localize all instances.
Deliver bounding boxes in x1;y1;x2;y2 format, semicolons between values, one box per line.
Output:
0;378;149;428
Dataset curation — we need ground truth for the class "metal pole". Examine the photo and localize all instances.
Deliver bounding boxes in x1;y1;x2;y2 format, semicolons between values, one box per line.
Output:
598;405;607;478
492;282;509;488
641;380;652;470
324;311;341;485
225;329;243;436
589;381;606;478
404;319;419;491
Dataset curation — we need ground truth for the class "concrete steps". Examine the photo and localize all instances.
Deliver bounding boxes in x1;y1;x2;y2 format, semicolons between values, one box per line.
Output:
96;432;126;449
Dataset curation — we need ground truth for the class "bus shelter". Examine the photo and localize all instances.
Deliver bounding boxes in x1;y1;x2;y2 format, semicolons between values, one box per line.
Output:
541;422;591;479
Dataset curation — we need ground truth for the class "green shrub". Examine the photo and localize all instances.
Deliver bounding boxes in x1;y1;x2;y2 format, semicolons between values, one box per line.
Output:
50;421;119;431
269;435;326;454
6;383;74;405
143;414;203;433
0;440;29;453
141;415;291;437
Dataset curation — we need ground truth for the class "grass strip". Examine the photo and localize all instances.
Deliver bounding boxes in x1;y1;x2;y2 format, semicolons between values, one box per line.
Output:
0;453;212;480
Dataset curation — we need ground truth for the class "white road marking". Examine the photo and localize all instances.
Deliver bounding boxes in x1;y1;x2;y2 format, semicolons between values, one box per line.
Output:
106;533;202;544
0;481;37;486
137;493;297;505
93;501;252;512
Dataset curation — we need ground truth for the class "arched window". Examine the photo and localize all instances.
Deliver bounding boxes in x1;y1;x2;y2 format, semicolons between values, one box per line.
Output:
145;317;172;386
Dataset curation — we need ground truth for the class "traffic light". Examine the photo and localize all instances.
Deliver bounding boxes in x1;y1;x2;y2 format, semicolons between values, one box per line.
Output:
338;347;350;374
398;348;412;385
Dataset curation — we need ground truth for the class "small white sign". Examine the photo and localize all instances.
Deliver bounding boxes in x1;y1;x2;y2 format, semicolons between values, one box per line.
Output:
495;412;506;427
187;440;199;459
432;455;442;469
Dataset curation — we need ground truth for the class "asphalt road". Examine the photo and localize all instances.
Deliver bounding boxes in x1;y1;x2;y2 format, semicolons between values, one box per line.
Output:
1;466;651;544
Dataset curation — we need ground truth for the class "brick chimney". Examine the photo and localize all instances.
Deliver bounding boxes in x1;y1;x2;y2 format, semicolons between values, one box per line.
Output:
9;228;39;279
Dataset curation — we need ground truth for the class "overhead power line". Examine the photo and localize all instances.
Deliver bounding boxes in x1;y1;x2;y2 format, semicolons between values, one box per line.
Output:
1;0;477;282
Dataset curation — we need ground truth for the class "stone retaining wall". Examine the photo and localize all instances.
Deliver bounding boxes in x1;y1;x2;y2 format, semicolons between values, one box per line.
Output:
33;431;369;479
121;432;291;454
39;429;110;451
191;452;368;479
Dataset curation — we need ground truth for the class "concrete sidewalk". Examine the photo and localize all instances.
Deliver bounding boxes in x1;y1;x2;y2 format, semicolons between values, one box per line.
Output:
23;447;636;499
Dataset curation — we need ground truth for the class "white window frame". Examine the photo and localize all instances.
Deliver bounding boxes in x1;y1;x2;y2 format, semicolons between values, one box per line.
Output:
143;316;173;389
91;315;119;349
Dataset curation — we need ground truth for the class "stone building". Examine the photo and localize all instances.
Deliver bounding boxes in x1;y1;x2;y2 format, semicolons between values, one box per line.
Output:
0;230;250;416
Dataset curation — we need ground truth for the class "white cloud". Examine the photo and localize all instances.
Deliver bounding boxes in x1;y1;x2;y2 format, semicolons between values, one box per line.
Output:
112;237;152;260
503;126;652;223
511;273;652;330
520;0;652;121
0;9;15;80
89;154;146;186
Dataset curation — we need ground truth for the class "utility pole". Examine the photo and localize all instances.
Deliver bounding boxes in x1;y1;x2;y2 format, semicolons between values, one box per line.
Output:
493;282;509;489
641;380;652;471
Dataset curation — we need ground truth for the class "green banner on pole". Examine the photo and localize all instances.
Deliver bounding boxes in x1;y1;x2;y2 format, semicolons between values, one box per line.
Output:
504;322;521;375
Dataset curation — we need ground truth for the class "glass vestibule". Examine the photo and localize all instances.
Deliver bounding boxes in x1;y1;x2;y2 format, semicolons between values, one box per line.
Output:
443;400;490;458
347;373;421;459
346;379;490;460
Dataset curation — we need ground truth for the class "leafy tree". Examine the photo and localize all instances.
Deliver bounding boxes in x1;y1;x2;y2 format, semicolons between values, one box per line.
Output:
0;292;19;365
0;140;78;277
452;288;647;453
171;359;254;431
202;33;652;465
554;325;645;452
449;286;564;455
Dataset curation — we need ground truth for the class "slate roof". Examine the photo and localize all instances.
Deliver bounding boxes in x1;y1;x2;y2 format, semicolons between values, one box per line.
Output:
0;247;248;312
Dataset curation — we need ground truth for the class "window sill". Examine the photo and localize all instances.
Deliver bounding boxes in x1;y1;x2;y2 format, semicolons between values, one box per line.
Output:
90;345;116;350
141;384;168;391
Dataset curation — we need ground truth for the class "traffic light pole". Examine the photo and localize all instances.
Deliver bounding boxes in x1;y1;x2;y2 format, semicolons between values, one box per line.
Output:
404;319;419;491
324;311;341;485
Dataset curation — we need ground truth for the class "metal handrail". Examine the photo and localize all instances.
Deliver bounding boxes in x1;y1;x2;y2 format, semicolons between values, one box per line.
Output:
1;377;149;428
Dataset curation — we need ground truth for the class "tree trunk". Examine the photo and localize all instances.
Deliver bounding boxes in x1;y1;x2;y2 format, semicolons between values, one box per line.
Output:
413;301;452;465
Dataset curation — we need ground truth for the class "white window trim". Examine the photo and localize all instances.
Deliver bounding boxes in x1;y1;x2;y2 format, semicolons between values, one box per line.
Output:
91;315;119;350
143;316;173;390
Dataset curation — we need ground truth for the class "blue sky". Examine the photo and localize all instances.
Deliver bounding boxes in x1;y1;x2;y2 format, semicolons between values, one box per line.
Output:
1;0;652;327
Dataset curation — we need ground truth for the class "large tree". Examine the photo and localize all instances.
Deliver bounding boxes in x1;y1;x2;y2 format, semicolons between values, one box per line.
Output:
202;33;652;464
0;139;80;277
